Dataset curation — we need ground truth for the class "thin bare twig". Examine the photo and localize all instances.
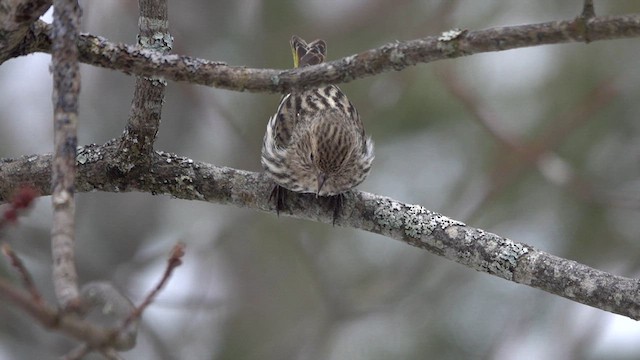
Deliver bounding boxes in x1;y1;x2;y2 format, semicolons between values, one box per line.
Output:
122;242;185;329
50;0;81;309
1;243;43;304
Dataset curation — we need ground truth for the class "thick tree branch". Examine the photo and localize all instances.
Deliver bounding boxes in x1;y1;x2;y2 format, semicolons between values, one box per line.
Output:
115;0;171;172
5;14;638;93
50;0;81;309
0;0;50;62
1;145;638;319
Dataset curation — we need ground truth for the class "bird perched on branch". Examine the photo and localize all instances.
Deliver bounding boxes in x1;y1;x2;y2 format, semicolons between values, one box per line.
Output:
261;35;374;224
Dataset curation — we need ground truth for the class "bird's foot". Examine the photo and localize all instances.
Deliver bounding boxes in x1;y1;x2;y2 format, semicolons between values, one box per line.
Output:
269;185;288;216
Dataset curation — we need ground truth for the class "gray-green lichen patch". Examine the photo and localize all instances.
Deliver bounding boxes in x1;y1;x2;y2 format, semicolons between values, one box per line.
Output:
158;53;179;64
429;213;465;231
343;55;357;65
404;204;433;238
445;226;460;239
142;75;167;86
374;200;465;241
176;174;204;200
179;157;195;168
389;48;405;69
373;200;403;229
325;64;337;76
183;56;203;72
86;35;108;55
438;28;466;42
486;237;530;280
158;151;192;166
77;145;103;164
499;238;529;260
436;28;467;56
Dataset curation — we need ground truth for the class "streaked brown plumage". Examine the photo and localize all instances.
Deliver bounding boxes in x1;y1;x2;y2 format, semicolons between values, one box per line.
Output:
261;36;374;222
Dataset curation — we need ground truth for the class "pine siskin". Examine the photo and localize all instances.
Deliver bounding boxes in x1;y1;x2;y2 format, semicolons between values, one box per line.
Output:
261;35;374;223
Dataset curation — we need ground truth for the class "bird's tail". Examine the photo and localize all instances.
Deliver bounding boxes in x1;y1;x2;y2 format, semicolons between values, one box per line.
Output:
290;35;326;68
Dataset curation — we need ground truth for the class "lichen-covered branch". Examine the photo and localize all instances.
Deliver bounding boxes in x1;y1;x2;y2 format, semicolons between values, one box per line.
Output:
50;0;81;309
10;14;639;93
114;0;171;172
1;145;638;319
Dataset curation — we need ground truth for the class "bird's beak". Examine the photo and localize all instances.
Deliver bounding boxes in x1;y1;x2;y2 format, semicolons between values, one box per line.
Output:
316;173;327;197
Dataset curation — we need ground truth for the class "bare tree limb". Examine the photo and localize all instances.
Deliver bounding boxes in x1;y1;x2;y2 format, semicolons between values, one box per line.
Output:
6;14;639;94
1;243;43;303
50;0;81;309
0;0;50;62
1;145;638;319
121;242;185;329
115;0;171;172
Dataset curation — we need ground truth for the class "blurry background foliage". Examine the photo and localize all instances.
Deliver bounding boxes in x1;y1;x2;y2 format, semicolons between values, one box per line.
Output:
1;1;640;359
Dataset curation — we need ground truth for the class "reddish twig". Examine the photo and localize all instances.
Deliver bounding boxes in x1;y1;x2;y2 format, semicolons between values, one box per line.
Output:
0;185;38;229
121;242;185;329
1;243;43;304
